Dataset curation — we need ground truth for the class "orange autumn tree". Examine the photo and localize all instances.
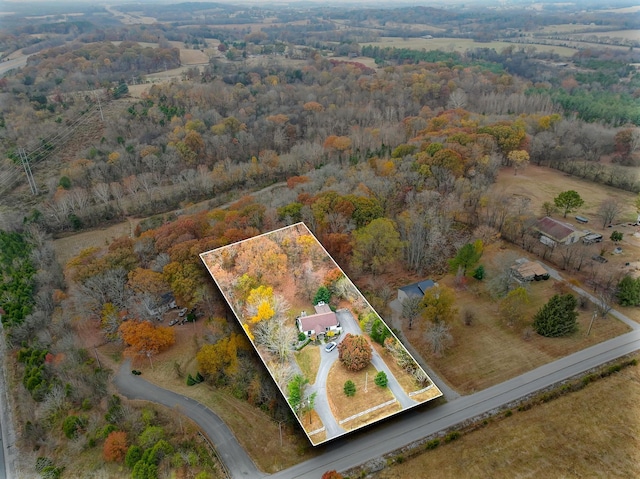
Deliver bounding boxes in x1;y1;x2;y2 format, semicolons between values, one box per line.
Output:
103;431;128;462
119;320;175;367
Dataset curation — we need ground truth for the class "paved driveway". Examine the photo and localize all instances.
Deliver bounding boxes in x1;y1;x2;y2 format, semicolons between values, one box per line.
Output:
114;361;264;479
307;342;344;439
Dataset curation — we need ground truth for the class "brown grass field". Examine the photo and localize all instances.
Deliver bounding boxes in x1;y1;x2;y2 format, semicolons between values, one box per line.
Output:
361;37;579;57
404;241;632;394
326;362;401;431
295;346;321;384
373;359;640;478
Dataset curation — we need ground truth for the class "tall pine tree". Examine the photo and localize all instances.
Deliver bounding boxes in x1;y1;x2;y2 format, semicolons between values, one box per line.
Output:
533;294;578;337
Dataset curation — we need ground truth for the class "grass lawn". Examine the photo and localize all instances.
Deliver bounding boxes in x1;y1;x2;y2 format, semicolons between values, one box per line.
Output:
495;164;639;223
373;359;640;478
326;362;401;431
295;346;321;384
405;242;632;394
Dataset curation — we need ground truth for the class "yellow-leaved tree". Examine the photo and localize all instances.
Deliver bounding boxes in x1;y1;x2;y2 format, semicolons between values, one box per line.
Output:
196;333;249;378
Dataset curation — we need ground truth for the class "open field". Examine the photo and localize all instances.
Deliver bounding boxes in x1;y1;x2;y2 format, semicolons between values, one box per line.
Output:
53;219;138;266
569;29;640;41
536;23;619;34
373;358;640;478
495;165;639;223
361;37;579;57
602;5;640;13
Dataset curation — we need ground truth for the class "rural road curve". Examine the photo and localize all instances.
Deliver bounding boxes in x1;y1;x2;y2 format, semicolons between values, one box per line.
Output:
117;328;640;479
114;361;265;479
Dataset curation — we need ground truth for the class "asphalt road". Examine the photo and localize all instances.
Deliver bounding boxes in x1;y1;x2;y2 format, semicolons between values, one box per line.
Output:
0;56;28;78
114;327;640;479
113;361;264;479
270;328;640;478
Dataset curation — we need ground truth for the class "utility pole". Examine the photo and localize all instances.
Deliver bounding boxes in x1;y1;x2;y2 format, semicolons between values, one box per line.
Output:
587;310;597;336
95;93;104;122
18;148;38;195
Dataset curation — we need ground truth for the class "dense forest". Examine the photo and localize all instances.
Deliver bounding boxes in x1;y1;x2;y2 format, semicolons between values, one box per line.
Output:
0;2;639;478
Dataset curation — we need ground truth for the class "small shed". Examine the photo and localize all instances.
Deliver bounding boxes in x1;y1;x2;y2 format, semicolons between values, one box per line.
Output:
398;279;436;303
512;259;549;282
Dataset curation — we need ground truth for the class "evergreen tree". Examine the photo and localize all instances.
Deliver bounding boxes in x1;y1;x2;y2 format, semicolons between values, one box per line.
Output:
449;240;483;275
553;190;584;218
374;371;388;388
343;380;356;397
617;276;640;306
533;294;578;337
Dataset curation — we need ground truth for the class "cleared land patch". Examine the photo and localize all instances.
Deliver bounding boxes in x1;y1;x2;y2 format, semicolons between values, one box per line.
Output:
361;37;579;56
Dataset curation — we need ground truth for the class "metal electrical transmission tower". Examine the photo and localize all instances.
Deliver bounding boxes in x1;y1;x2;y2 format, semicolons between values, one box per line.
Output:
18;148;38;195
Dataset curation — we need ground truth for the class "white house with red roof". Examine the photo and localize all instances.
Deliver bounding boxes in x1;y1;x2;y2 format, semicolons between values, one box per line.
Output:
296;302;341;339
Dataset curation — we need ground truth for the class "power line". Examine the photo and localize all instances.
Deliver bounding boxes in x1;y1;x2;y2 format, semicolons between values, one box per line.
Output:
18;148;37;195
0;92;112;196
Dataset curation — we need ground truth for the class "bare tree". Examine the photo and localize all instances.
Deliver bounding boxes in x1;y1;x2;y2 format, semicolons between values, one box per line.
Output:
401;296;423;330
254;317;297;362
447;89;468;109
425;322;453;357
596;198;623;228
92;182;111;205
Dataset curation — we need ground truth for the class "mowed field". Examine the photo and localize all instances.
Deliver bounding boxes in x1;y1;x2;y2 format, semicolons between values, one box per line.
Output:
361;37;580;57
495;164;639;223
373;358;640;478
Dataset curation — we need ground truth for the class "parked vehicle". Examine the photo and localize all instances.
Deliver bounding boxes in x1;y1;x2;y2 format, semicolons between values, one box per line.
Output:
131;370;142;375
178;307;188;317
325;341;337;353
583;233;603;245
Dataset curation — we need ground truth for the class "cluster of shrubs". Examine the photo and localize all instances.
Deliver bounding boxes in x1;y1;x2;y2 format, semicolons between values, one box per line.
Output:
17;346;50;401
186;372;204;386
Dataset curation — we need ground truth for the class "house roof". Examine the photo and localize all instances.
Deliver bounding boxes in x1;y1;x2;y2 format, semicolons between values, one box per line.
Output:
513;261;547;279
298;311;338;333
314;302;332;314
399;279;436;297
536;217;577;242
